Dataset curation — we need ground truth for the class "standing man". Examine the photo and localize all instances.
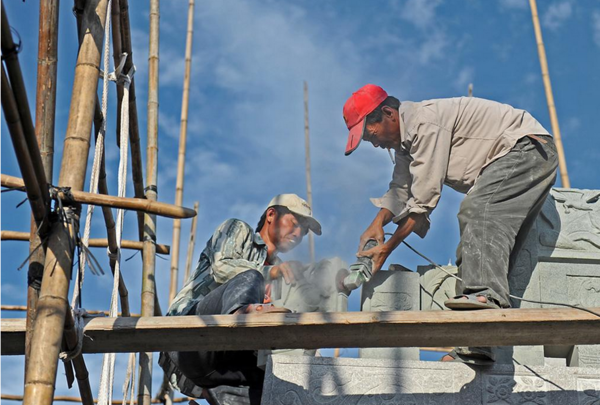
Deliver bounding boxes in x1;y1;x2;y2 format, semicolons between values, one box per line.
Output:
342;84;558;363
160;193;321;404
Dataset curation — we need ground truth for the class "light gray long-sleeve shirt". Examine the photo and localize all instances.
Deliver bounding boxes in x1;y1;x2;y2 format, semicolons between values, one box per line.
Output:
371;97;551;237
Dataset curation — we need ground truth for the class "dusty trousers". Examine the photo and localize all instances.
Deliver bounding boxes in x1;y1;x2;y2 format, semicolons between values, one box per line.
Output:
163;270;266;402
455;135;558;307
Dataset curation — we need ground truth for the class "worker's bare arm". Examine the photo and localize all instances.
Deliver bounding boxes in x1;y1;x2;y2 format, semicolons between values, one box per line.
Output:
358;213;425;274
359;208;395;250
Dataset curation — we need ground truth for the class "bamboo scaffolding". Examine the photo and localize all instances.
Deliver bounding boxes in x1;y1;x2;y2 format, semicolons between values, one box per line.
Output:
119;0;146;241
27;0;60;380
1;70;49;234
529;0;570;188
3;307;599;355
0;393;192;404
139;1;160;403
303;81;315;263
2;231;170;254
63;311;95;405
21;1;110;404
169;0;196;304
183;201;199;282
1;305;141;317
1;3;50;211
2;174;196;219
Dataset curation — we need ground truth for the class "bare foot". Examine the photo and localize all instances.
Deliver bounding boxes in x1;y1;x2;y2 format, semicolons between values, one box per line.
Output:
441;354;454;362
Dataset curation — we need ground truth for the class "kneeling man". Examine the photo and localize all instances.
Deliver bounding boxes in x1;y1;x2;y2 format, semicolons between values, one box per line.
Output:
160;193;321;404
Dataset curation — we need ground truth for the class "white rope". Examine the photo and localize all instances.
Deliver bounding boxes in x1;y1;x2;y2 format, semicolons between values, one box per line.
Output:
98;55;136;405
71;0;114;309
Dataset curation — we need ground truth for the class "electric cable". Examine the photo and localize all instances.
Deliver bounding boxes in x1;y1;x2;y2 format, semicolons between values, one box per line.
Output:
396;238;600;318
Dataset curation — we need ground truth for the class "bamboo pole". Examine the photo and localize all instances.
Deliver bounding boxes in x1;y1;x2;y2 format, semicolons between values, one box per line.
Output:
27;0;60;380
2;231;170;254
1;69;49;234
0;393;193;404
139;1;160;403
1;305;141;317
2;174;196;219
303;81;315;263
169;0;196;304
529;0;570;188
22;1;110;404
183;201;199;282
119;0;146;241
1;3;50;211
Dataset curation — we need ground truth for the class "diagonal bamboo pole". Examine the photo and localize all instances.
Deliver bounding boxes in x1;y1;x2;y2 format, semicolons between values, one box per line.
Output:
183;201;199;282
1;3;51;211
27;0;60;380
119;0;146;241
139;1;160;404
529;0;570;188
22;1;110;404
169;0;196;304
1;69;49;235
303;81;315;263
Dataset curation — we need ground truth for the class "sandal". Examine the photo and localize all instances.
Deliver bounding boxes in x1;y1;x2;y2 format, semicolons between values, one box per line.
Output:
444;294;501;310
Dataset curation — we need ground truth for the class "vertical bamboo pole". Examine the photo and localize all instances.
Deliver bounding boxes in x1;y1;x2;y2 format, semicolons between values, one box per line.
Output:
23;2;110;404
183;201;199;282
169;0;196;304
26;0;60;380
139;1;160;404
119;0;146;241
303;81;315;263
529;0;570;188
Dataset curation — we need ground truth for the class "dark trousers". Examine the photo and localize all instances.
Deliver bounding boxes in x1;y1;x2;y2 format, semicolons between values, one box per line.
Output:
166;270;266;390
455;135;558;307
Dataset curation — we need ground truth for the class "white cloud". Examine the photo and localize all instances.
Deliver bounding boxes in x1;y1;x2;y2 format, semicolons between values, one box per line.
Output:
400;0;443;29
593;11;600;47
542;1;573;31
454;66;475;93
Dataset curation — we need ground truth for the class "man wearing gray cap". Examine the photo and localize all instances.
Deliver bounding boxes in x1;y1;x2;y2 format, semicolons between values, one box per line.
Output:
160;193;321;405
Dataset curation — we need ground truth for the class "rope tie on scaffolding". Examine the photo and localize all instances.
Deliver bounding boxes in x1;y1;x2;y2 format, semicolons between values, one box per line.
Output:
59;308;88;362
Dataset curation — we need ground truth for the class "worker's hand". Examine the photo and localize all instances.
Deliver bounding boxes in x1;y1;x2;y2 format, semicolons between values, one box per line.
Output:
357;243;391;275
359;223;385;252
269;261;306;285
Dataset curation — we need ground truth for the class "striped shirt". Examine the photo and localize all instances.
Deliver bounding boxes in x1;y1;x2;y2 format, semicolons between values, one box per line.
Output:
167;218;278;316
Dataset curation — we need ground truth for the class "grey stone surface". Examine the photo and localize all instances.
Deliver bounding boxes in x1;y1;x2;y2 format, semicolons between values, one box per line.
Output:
259;257;350;368
262;355;600;405
417;188;600;367
359;268;420;361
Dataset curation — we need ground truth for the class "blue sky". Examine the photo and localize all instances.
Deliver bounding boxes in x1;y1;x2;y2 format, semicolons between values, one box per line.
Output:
2;0;599;403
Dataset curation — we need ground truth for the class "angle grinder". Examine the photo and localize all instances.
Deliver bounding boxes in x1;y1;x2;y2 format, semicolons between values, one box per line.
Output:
343;239;378;291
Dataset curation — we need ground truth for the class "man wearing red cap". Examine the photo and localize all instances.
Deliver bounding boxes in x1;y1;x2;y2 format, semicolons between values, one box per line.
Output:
343;84;558;363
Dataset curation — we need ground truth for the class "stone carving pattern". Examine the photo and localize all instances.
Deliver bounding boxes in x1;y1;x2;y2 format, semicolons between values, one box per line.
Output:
538;189;600;252
484;375;547;405
272;364;461;405
568;276;600;308
577;379;600;405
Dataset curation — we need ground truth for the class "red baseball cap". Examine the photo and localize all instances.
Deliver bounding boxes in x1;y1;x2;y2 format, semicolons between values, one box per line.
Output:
342;84;388;155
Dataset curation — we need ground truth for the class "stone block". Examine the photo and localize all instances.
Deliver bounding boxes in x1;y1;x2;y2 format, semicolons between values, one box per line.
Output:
262;355;600;405
359;267;419;361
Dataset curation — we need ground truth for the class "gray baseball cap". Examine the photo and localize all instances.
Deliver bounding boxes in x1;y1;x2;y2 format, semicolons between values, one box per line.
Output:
267;193;322;235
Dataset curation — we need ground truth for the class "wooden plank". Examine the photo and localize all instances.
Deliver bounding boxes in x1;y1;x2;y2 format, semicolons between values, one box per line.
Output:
1;174;196;219
2;307;598;356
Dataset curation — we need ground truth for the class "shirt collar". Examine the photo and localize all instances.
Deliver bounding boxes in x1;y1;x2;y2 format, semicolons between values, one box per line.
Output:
398;104;408;151
253;232;267;246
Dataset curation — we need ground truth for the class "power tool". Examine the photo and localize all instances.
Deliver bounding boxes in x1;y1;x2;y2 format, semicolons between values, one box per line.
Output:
343;239;378;291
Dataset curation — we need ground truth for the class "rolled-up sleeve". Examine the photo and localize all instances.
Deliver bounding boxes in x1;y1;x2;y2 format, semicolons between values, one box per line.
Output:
210;219;267;284
394;120;451;236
